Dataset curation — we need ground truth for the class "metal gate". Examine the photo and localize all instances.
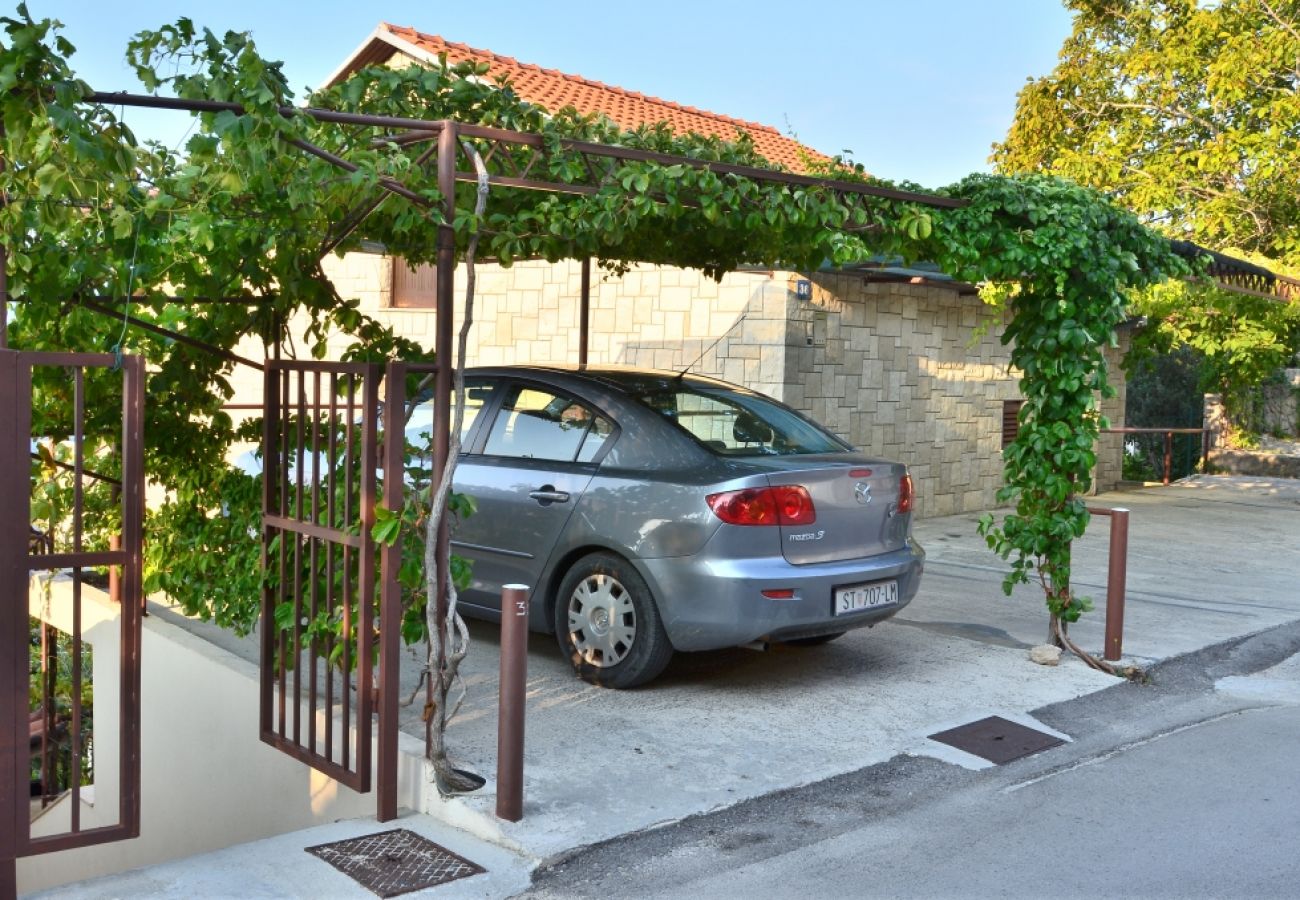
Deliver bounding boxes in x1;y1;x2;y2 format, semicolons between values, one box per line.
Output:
260;360;399;814
0;351;144;893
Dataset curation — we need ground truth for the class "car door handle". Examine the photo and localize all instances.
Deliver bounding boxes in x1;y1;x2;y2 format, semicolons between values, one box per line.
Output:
528;486;571;504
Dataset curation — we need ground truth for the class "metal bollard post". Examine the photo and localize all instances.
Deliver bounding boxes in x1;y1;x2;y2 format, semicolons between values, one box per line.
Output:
496;584;530;822
1103;509;1130;662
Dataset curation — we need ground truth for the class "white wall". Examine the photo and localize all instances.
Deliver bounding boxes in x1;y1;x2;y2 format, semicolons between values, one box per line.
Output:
17;581;426;894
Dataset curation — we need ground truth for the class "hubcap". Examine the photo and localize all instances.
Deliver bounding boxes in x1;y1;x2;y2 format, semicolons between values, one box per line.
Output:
567;573;636;667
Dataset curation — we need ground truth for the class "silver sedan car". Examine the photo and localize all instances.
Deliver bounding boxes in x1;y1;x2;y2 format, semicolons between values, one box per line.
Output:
449;365;925;688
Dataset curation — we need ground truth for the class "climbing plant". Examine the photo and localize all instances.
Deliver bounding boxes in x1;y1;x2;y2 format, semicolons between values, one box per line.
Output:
925;176;1189;662
1;6;1198;705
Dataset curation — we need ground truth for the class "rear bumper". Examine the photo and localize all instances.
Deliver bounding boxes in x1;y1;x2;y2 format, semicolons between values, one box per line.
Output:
637;539;925;652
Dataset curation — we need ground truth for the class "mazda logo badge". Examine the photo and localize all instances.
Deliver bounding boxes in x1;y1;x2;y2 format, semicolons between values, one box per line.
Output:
854;482;872;505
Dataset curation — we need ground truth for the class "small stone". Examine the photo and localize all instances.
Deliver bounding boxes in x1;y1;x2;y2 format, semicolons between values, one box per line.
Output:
1030;644;1062;666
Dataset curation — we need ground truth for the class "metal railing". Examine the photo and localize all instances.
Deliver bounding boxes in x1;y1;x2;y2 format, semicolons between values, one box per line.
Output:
2;351;144;892
260;361;381;797
1103;426;1213;486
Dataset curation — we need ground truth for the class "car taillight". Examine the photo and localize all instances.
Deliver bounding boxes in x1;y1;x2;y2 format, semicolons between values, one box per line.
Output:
706;486;816;526
897;474;914;515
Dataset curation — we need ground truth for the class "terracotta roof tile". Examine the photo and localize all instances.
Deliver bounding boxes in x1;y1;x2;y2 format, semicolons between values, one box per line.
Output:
374;23;826;172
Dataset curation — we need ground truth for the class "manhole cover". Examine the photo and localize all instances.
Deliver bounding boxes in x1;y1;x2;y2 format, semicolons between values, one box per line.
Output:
927;715;1064;764
305;828;485;897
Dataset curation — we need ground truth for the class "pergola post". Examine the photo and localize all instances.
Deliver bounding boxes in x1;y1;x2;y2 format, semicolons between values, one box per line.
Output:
1;116;7;349
432;122;457;703
579;257;591;367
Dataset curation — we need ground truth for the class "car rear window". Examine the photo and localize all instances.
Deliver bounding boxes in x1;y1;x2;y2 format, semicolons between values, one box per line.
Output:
633;385;849;456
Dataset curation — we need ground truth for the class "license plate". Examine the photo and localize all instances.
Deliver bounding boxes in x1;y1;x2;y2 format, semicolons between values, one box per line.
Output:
834;580;898;616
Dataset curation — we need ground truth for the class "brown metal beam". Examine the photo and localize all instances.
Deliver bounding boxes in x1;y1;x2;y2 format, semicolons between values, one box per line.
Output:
286;137;432;209
29;452;122;487
75;296;265;371
320;143;440;260
87;91;965;210
87;92;453;134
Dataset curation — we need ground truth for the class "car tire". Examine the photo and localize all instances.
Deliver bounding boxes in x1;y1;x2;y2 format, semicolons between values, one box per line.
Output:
782;631;846;647
553;552;673;689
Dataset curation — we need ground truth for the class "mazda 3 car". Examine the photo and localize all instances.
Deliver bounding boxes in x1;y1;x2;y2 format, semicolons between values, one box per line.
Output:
443;365;925;688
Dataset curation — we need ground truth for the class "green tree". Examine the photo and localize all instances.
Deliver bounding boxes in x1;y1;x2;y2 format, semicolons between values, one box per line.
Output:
995;0;1300;266
996;0;1300;438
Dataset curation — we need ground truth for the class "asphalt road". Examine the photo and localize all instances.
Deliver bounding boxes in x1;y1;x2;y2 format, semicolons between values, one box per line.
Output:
522;621;1300;900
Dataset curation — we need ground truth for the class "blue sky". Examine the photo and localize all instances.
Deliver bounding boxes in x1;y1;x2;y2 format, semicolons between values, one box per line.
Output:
31;1;1074;188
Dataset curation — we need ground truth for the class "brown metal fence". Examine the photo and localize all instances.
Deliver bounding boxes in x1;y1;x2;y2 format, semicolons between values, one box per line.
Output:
1;351;144;889
260;360;393;804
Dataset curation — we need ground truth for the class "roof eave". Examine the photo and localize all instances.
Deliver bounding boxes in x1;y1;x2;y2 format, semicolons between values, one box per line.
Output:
320;24;426;90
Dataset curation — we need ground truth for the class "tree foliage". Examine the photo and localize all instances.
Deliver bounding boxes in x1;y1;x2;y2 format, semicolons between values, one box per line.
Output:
1;6;1192;658
997;0;1300;449
995;0;1300;266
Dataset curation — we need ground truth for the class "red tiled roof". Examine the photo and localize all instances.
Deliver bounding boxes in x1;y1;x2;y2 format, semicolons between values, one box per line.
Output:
341;23;827;172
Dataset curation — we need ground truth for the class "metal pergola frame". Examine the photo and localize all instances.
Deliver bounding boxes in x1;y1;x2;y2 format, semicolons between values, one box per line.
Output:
7;90;1293;677
31;91;975;669
2;86;1295;851
0;89;977;837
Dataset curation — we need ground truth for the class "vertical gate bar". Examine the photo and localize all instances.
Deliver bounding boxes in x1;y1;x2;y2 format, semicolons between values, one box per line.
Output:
40;625;54;807
308;371;321;756
1;351;26;884
260;364;278;741
70;572;82;834
377;362;405;821
72;368;84;553
341;375;354;771
355;366;380;790
578;257;590;366
1104;508;1130;662
292;371;305;745
120;355;144;837
278;365;290;738
312;371;322;527
431;122;457;751
325;373;337;762
70;368;85;833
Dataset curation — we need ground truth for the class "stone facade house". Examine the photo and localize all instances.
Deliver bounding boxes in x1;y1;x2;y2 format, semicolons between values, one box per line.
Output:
264;24;1130;519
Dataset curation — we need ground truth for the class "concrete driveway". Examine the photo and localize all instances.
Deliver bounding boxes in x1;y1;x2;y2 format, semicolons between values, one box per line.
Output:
390;475;1300;860
33;476;1300;899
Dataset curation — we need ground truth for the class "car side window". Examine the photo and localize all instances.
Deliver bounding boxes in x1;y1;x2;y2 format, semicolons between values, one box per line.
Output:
455;382;496;445
405;380;495;451
576;415;615;463
483;386;607;462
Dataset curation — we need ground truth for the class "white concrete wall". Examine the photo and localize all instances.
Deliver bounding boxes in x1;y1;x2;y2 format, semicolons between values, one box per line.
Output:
17;581;426;894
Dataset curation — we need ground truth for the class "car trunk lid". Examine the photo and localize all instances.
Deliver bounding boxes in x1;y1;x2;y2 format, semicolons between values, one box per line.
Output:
758;458;909;564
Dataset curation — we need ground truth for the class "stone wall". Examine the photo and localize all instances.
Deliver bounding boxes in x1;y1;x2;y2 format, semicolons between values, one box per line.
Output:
781;273;1020;517
230;252;1128;518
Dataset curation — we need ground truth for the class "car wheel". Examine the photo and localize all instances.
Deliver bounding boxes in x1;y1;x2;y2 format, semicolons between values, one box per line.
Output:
782;631;846;647
554;552;673;688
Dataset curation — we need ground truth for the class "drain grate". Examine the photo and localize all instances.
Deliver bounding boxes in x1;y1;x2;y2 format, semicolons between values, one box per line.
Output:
305;828;485;897
928;715;1064;764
